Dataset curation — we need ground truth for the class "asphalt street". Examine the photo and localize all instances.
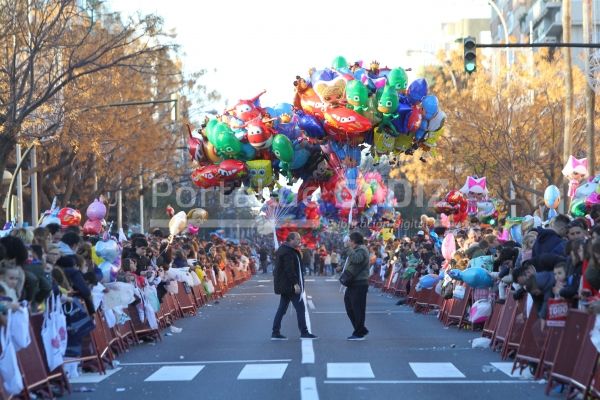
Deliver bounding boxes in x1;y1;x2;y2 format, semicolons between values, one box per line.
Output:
66;275;551;400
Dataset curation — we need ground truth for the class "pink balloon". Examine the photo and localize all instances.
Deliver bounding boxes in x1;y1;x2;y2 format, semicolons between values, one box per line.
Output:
188;224;200;235
86;198;107;220
83;219;103;235
441;233;456;261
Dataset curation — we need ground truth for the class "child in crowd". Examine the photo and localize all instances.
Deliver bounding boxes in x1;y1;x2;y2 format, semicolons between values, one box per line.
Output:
552;262;568;299
0;260;22;302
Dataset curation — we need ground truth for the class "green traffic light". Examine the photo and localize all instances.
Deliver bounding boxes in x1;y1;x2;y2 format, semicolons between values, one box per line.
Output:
465;62;476;73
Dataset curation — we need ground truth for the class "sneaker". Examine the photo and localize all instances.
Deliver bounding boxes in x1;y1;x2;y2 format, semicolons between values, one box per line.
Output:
347;335;365;341
300;333;318;340
271;333;288;341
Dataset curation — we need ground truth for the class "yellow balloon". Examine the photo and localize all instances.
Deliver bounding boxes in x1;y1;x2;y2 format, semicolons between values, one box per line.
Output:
381;228;395;241
246;160;274;189
364;187;373;207
394;134;413;152
425;127;445;146
373;127;396;155
91;246;104;266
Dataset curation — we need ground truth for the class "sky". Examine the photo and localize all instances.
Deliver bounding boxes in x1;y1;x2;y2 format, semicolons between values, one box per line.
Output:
108;0;491;121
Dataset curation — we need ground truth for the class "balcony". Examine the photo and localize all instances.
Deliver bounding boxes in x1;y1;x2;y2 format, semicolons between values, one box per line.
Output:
527;0;561;27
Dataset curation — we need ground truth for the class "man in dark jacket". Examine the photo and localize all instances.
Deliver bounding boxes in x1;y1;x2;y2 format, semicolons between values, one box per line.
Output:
532;215;569;258
271;232;317;340
56;232;95;315
343;232;370;340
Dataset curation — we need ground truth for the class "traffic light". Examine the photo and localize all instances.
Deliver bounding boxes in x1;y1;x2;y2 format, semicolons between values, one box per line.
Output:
463;36;476;74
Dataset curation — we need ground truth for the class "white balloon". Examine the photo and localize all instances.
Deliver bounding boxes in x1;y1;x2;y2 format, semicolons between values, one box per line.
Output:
169;211;188;236
427;110;446;132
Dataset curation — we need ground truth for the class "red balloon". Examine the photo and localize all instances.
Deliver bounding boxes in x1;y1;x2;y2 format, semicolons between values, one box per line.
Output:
187;124;207;164
407;105;423;133
191;164;221;189
445;190;465;206
58;208;81;228
217;159;248;182
82;219;102;235
324;108;372;134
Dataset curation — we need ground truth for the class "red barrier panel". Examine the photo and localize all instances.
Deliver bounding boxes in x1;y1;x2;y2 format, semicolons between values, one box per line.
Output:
501;297;527;360
545;310;594;395
491;294;519;352
175;282;197;316
445;286;472;329
15;324;52;398
512;307;545;375
29;313;71;396
566;314;598;398
482;302;503;339
536;326;563;380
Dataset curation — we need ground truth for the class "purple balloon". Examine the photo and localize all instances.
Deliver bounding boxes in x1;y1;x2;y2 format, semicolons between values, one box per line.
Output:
407;78;428;104
86;198;107;220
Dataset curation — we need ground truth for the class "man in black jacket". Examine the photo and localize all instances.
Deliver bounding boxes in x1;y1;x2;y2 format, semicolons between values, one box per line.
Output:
271;232;317;340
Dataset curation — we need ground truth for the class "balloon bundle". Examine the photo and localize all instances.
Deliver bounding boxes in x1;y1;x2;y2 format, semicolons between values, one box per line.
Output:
39;197;83;229
94;223;121;283
186;56;446;208
258;187;322;248
82;198;107;235
433;176;500;226
569;174;600;217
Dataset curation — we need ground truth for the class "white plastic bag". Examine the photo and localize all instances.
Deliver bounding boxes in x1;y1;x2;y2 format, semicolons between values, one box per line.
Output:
591;314;600;353
0;322;24;395
104;308;117;329
41;298;63;371
53;296;68;357
8;305;30;351
469;299;492;324
144;302;158;330
453;285;466;300
434;280;443;295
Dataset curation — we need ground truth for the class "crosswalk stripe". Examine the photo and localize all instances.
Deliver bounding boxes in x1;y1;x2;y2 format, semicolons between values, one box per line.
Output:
409;362;466;378
327;363;374;379
144;366;205;381
237;363;288;380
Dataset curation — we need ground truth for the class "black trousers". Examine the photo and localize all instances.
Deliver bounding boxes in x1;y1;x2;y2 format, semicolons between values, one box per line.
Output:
272;293;308;335
344;285;369;336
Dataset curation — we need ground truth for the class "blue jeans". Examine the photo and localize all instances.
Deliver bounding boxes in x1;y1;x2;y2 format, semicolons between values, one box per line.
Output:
272;293;308;335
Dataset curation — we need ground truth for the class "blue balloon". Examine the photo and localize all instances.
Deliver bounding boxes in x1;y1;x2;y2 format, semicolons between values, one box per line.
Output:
272;103;294;117
407;78;428;104
414;120;429;141
421;95;439;119
418;274;441;289
290;147;310;170
276;122;301;141
310;68;337;85
449;267;493;288
297;110;325;139
510;224;523;245
240;143;256;161
346;167;359;190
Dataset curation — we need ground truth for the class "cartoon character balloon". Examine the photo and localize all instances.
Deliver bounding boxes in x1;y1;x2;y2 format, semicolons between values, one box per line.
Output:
562;155;589;199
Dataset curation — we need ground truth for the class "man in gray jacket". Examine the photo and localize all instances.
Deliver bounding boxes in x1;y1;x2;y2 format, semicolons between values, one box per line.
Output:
344;232;370;340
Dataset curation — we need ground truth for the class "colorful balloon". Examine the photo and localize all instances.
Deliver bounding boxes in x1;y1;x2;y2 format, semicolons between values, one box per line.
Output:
246;160;274;189
86;198;106;220
407;78;428;104
187;208;209;226
544;185;561;209
345;80;369;113
83;219;102;235
421;95;439;120
388;68;408;92
332;55;349;70
58;208;81;228
272;134;294;163
168;211;188;237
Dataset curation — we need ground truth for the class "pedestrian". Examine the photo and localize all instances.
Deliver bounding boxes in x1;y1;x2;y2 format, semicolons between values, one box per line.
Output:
343;232;370;340
271;232;317;340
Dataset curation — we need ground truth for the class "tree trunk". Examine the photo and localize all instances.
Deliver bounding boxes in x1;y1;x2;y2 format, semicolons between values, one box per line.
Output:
562;0;574;212
0;133;16;224
583;0;596;174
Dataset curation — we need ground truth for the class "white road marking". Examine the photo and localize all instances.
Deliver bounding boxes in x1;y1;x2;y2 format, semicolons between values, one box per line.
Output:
119;359;292;366
312;310;412;314
144;366;204;381
490;362;534;379
301;377;320;400
69;368;122;383
325;279;338;282
257;280;272;283
305;279;315;282
301;290;315;364
409;362;465;378
237;363;288;380
327;363;375;379
226;293;274;296
324;380;537;384
308;300;316;310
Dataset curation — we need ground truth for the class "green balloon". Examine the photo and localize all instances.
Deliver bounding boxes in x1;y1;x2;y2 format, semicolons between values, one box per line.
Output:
377;84;399;115
214;131;242;158
345;80;369;111
332;56;348;70
570;199;588;217
388;68;408;92
271;134;294;163
205;119;219;141
208;121;231;145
